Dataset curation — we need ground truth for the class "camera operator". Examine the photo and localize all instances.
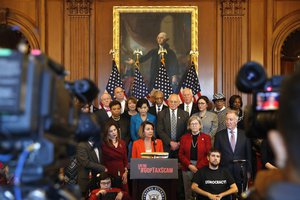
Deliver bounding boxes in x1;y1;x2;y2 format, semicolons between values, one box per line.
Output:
247;71;300;200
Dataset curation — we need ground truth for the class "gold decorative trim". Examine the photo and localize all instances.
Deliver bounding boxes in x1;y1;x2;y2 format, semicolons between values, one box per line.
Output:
113;6;198;69
221;0;246;16
66;0;92;16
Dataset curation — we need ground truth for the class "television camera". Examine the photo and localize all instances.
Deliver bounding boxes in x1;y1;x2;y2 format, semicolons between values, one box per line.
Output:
235;61;283;138
0;48;100;199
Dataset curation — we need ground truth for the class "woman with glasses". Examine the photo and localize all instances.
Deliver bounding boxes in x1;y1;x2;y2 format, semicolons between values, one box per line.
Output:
193;96;218;144
179;115;211;200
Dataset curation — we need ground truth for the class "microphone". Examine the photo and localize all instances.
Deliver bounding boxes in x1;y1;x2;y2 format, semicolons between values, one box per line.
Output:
151;136;156;152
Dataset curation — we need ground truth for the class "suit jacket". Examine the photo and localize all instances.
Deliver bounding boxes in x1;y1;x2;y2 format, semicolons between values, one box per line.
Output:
178;103;199;116
157;108;189;153
214;129;252;185
148;104;168;117
131;139;164;158
179;132;211;171
94;109;110;128
76;142;106;195
107;117;130;146
192;111;218;138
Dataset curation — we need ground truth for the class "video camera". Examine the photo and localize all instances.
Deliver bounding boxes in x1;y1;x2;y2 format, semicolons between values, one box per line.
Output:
0;48;100;199
236;61;283;138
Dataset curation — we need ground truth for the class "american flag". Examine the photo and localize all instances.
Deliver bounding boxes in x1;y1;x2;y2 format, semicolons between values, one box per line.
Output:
132;64;149;99
153;58;173;100
105;60;124;98
179;62;201;102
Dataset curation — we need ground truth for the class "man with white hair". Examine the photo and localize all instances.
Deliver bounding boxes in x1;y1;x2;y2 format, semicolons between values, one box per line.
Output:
114;87;126;114
178;88;199;116
94;92;112;129
214;110;252;196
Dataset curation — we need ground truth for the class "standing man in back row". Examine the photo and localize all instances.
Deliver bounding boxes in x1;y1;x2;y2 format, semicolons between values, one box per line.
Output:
179;88;199;116
157;94;189;158
212;93;228;132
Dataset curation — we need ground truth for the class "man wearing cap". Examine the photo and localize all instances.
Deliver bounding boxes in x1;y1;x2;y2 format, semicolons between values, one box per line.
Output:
212;93;228;132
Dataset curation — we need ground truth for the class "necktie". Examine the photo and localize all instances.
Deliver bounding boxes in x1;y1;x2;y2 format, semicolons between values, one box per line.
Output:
171;110;177;140
157;106;161;113
186;105;189;113
230;130;236;151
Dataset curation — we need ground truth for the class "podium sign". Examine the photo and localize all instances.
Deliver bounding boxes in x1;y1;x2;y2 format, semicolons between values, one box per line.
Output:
130;158;178;179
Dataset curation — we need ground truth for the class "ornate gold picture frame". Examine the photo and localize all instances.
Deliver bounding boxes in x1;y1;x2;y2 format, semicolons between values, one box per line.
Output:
113;6;198;94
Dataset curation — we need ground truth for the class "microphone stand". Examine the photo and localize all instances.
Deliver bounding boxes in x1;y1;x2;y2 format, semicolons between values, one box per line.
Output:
152;137;156;152
233;159;247;195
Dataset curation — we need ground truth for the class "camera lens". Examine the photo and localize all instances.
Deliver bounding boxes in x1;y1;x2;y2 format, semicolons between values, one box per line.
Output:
236;61;267;93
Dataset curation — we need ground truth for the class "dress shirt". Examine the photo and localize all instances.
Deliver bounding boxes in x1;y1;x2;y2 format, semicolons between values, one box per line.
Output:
184;102;193;115
227;128;237;147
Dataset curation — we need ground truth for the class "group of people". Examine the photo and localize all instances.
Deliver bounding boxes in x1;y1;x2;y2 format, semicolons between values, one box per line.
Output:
71;85;258;200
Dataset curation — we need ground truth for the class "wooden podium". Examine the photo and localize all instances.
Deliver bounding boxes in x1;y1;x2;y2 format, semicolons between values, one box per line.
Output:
130;158;178;200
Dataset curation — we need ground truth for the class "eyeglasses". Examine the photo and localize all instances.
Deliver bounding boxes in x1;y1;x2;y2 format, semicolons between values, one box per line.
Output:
100;181;111;185
190;122;200;126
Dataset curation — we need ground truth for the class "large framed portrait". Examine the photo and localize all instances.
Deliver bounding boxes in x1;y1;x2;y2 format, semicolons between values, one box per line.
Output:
113;6;198;95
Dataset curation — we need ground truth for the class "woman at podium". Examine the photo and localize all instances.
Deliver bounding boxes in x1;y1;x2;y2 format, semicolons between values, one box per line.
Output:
179;115;211;200
131;121;164;158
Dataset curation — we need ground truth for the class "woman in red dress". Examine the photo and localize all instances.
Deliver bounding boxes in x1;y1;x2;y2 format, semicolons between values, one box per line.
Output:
101;121;129;192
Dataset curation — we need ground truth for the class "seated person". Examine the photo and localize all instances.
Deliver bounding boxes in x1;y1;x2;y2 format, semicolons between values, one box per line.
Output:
191;148;238;200
131;121;163;158
89;172;130;200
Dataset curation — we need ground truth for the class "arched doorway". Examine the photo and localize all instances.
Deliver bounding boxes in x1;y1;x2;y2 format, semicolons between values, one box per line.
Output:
0;24;31;53
272;11;300;75
280;28;300;75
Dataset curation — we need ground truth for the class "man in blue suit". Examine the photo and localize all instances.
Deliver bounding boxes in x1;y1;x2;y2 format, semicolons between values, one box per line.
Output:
214;109;252;195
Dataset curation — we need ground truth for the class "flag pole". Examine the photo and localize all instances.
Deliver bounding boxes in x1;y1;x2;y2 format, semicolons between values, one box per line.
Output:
189;49;199;65
158;48;167;65
133;49;143;69
109;49;116;60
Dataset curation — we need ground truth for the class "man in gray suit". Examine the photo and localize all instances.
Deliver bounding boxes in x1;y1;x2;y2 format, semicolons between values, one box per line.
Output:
214;109;252;195
157;94;189;158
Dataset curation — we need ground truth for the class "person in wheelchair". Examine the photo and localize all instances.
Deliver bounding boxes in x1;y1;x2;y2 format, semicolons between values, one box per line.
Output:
88;172;131;200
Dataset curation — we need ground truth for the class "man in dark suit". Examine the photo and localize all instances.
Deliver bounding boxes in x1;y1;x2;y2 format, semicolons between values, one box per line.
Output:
157;94;189;158
148;90;168;117
214;109;252;195
94;92;112;128
76;139;107;197
178;88;199;116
